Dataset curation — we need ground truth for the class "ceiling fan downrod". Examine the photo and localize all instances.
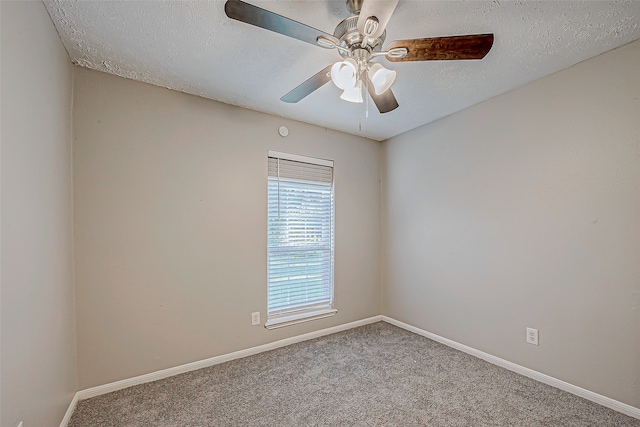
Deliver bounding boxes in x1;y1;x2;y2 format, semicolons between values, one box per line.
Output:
345;0;365;15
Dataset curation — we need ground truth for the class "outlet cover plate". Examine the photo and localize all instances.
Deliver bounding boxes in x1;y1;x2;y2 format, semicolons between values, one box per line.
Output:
527;327;539;345
251;312;260;326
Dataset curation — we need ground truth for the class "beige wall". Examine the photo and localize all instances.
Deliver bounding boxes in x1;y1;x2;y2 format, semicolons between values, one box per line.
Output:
1;1;77;426
72;68;381;389
382;40;640;407
3;1;635;413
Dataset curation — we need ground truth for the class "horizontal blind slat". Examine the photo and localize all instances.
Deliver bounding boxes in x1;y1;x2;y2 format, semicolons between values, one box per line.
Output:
268;157;333;184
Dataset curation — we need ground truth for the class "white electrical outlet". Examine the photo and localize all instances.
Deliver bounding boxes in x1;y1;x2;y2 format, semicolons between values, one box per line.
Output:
251;312;260;326
526;327;539;345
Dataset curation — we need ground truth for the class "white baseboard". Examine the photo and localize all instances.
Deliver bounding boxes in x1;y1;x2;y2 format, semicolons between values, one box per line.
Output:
60;314;639;425
381;316;640;420
59;392;79;427
69;315;382;407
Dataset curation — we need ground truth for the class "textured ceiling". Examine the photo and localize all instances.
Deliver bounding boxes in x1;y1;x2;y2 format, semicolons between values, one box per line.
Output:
44;0;640;141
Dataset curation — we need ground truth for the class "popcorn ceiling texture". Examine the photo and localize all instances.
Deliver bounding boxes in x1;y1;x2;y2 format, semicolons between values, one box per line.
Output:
67;322;640;426
44;0;640;140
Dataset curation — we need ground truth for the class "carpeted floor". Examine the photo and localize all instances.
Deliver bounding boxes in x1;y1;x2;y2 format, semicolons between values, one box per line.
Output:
69;322;640;426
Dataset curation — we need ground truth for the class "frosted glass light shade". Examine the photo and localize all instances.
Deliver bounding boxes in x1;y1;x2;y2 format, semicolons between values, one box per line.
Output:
331;58;358;90
340;80;363;103
368;63;396;95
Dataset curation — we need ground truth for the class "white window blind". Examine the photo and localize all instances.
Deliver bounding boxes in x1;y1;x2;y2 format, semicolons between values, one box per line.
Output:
266;152;335;329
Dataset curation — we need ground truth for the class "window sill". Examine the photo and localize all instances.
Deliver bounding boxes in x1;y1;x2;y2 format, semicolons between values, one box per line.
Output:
264;308;337;330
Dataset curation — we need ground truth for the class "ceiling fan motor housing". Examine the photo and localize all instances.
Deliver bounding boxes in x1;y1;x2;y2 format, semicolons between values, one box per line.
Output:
333;15;385;58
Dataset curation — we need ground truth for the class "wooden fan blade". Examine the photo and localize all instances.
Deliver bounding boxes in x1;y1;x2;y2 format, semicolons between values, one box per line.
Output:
366;78;399;114
386;34;494;62
225;0;334;47
281;65;333;103
357;0;399;39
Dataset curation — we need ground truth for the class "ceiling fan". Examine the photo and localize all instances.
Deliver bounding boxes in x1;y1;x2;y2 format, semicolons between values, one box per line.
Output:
225;0;494;114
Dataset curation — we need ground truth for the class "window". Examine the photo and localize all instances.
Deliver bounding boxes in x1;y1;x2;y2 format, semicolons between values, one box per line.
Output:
265;151;336;329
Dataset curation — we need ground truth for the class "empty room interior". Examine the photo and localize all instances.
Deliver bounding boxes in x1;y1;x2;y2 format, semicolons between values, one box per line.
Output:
1;0;639;426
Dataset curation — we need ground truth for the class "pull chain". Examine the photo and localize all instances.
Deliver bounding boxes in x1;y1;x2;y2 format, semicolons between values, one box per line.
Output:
277;157;281;219
358;71;363;132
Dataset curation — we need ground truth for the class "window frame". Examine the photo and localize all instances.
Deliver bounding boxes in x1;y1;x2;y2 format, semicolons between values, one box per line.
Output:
264;150;337;329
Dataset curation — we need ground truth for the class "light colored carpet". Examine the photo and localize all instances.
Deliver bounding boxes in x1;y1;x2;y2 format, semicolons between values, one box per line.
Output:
69;322;640;426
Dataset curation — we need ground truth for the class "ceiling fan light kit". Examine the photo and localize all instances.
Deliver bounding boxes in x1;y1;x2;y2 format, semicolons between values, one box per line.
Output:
224;0;494;114
330;48;397;103
340;80;364;103
331;58;358;90
368;63;396;95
